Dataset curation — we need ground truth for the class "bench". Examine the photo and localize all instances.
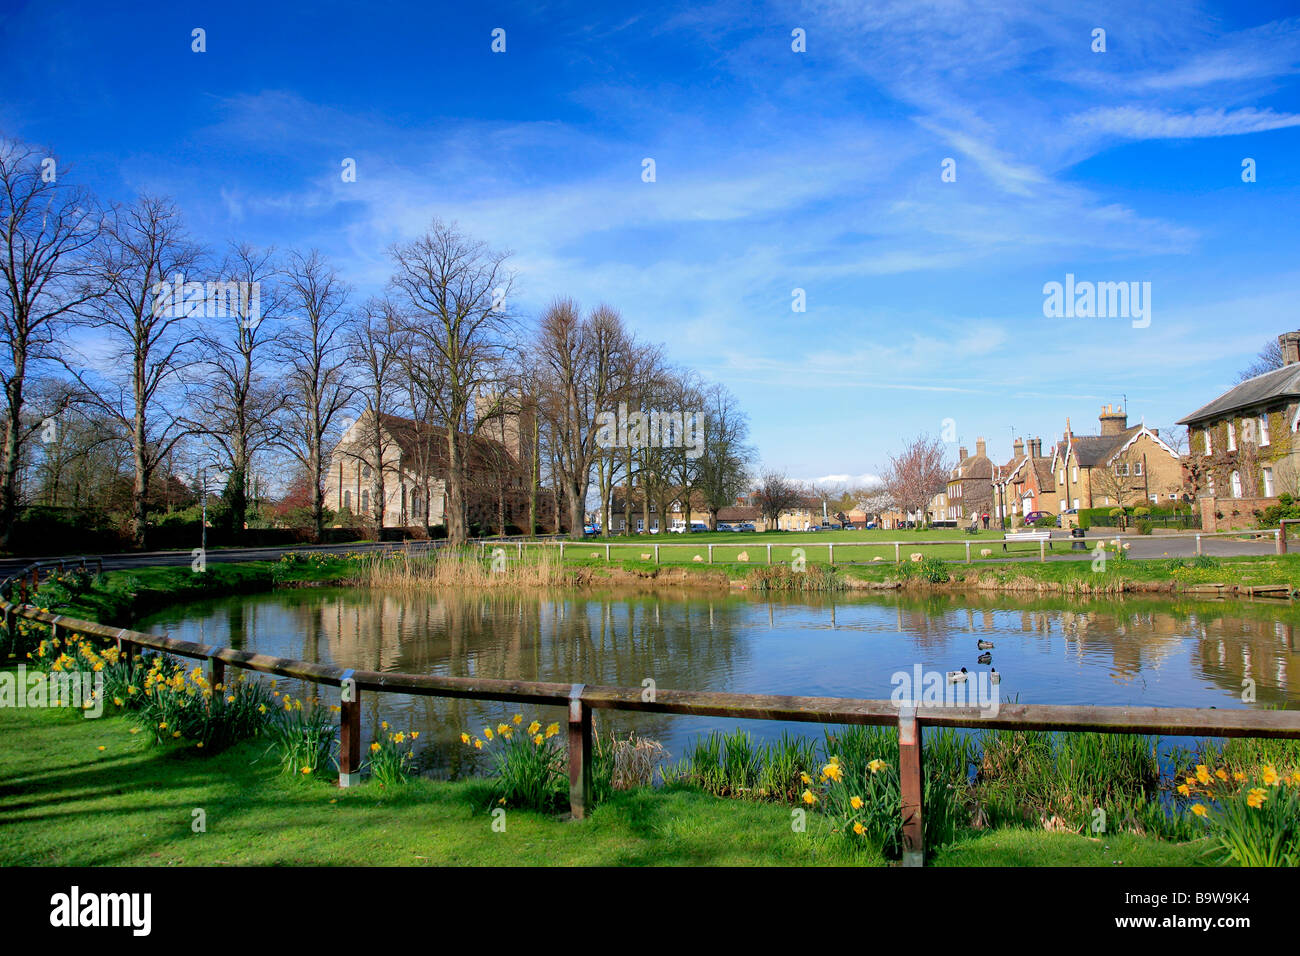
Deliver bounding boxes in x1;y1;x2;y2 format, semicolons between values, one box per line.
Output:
1002;530;1054;551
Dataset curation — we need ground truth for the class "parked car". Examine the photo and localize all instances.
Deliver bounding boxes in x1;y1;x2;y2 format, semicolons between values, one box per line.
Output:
689;521;708;533
1024;511;1055;527
582;524;598;535
716;522;735;532
866;521;877;529
737;522;756;532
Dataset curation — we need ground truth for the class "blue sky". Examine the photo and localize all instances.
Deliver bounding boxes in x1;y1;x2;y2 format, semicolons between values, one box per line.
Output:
3;0;1299;485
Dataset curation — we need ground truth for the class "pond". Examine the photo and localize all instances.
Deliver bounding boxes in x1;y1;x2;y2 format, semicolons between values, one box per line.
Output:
137;587;1300;775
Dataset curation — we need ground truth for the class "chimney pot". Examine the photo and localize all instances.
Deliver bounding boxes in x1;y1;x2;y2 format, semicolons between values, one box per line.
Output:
959;446;968;461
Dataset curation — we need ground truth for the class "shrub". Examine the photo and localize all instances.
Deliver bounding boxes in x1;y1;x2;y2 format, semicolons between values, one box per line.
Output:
1136;519;1153;535
917;556;949;583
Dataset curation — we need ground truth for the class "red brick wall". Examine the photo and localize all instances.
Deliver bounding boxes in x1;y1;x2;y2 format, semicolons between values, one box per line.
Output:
1200;496;1278;532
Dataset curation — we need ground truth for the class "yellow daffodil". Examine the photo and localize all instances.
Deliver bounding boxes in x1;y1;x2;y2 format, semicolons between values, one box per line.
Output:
474;739;483;750
850;795;863;809
528;721;541;735
800;772;811;785
1215;769;1228;781
484;727;494;740
1247;788;1267;809
370;742;382;753
852;821;866;835
513;713;523;725
461;732;471;744
868;758;886;774
533;733;544;745
1195;765;1211;785
1191;804;1208;817
801;789;817;805
301;767;312;775
1262;766;1280;786
545;723;559;738
1177;783;1190;796
821;762;843;782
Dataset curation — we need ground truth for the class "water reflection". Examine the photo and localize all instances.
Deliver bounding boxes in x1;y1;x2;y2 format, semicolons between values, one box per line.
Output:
143;589;1300;774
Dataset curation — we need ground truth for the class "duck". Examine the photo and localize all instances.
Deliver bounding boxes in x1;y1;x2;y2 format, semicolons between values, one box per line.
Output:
990;667;1000;684
946;667;969;683
977;640;995;650
977;651;992;665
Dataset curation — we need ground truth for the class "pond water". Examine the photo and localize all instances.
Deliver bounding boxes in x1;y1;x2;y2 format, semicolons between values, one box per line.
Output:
137;587;1300;775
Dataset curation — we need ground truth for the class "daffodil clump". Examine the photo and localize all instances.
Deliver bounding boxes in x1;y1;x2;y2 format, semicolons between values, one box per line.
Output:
25;628;148;716
463;713;565;811
1176;762;1300;866
367;721;419;786
132;658;274;751
263;687;339;778
801;754;907;855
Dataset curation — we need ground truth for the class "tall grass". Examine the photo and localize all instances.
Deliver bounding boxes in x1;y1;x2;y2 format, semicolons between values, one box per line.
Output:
357;548;572;590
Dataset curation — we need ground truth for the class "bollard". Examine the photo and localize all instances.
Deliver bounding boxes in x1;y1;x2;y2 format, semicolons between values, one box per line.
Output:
1195;534;1202;556
1277;529;1285;556
828;542;834;565
1039;539;1046;563
766;543;772;565
707;544;713;564
654;544;659;564
894;542;900;565
898;705;924;867
567;683;592;819
965;541;971;564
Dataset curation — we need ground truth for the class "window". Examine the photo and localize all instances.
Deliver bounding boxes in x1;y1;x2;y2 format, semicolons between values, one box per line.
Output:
1149;494;1158;504
1059;470;1065;484
1227;421;1236;452
1263;467;1275;497
1071;466;1078;482
1207;474;1215;496
361;490;369;512
1203;429;1212;455
1231;470;1242;498
1072;498;1080;510
343;490;351;511
1059;499;1067;511
1115;463;1128;476
1259;414;1271;446
1134;461;1143;476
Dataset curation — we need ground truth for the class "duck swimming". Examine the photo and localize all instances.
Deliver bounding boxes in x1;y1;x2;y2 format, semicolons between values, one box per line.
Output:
946;667;969;682
977;651;992;665
977;640;994;650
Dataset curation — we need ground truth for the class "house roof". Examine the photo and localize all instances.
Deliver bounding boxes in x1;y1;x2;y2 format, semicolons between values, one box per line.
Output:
1176;363;1300;425
356;412;515;475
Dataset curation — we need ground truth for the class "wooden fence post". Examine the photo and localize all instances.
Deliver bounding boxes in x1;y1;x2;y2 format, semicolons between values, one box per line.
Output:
605;543;611;562
898;705;924;867
894;542;900;565
209;656;225;690
707;544;713;564
965;541;971;564
827;542;834;564
766;543;772;565
1195;534;1202;556
568;683;592;819
1277;529;1285;555
1039;539;1046;563
339;670;361;788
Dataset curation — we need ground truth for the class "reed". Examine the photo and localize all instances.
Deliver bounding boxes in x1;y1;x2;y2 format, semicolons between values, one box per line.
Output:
356;548;572;590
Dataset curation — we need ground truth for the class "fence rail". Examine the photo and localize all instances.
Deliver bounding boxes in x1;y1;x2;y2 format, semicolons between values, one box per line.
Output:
4;599;1299;866
480;527;1285;566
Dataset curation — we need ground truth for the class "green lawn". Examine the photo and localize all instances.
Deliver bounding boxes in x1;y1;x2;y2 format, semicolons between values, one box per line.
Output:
0;701;1208;867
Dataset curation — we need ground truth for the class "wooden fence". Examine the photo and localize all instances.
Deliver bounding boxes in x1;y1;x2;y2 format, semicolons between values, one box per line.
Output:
5;600;1300;865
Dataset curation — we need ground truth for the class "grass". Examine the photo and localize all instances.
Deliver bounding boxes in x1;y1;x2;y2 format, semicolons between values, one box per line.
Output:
0;693;1207;867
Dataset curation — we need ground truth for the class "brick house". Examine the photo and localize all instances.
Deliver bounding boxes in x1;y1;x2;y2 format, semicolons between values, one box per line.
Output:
945;438;994;522
1048;405;1183;518
993;437;1056;526
1177;330;1300;530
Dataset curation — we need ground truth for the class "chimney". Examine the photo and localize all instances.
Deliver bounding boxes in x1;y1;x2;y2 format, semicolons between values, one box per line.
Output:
958;445;968;461
1099;403;1128;436
1280;331;1300;366
1012;438;1024;458
1030;437;1042;458
975;437;987;458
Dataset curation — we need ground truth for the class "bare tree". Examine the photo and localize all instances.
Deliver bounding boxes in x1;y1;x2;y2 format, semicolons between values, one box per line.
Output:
753;470;803;529
77;196;203;548
191;242;287;536
388;219;516;546
344;297;402;532
1236;339;1284;384
0;139;100;545
696;382;754;529
536;299;629;538
279;249;354;541
881;435;950;529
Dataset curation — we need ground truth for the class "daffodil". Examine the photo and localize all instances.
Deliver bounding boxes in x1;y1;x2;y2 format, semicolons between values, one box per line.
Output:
1195;765;1211;785
1247;788;1267;809
868;758;886;774
1262;766;1280;786
513;713;523;725
852;821;866;835
850;795;863;809
801;789;817;805
370;742;382;753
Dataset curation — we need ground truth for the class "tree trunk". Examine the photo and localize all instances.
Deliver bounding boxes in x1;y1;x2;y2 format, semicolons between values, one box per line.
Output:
445;425;466;545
